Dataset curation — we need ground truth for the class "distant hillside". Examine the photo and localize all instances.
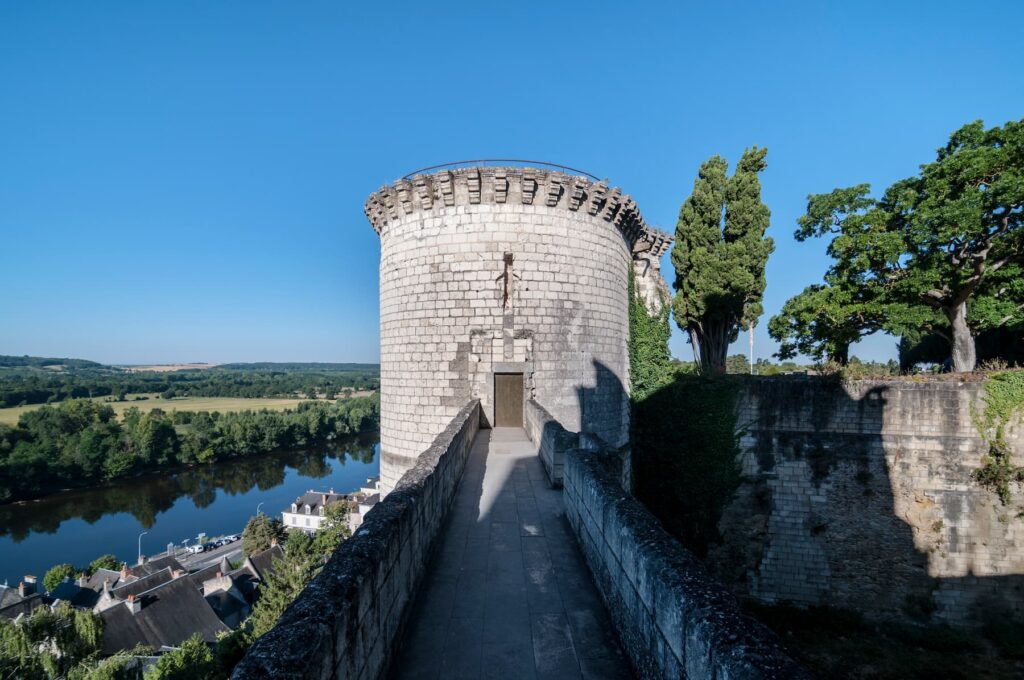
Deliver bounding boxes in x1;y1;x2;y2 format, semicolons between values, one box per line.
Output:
0;356;379;409
0;355;108;370
218;362;380;372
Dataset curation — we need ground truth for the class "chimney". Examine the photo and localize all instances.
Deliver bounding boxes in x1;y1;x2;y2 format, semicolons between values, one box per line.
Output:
78;572;88;587
20;576;37;596
120;564;131;579
216;571;223;579
172;569;185;578
322;493;328;505
125;594;142;615
137;554;146;566
270;537;278;547
103;578;112;596
18;582;26;598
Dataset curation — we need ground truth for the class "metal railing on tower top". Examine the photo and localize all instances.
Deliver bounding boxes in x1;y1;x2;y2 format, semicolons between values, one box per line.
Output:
401;159;601;181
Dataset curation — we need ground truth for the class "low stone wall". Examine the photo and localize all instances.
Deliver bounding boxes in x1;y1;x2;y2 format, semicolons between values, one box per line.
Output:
711;377;1024;626
525;398;577;487
231;401;482;680
564;446;809;679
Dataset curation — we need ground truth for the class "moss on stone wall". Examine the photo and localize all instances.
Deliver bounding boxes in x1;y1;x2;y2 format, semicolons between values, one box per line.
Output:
972;370;1024;505
632;373;742;556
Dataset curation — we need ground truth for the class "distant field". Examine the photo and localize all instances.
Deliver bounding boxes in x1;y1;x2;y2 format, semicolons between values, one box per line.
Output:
0;392;375;426
120;363;219;373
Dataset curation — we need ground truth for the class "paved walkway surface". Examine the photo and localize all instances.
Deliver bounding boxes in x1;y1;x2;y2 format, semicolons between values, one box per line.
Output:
392;428;632;680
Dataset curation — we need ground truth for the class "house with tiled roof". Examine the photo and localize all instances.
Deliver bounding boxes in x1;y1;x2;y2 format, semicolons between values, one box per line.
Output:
98;574;229;654
281;476;381;535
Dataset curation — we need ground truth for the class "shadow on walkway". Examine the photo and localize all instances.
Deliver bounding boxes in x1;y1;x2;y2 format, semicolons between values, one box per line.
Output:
391;427;631;680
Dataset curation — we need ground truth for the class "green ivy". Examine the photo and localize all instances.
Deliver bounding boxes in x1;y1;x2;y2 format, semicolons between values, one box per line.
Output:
632;373;742;556
627;266;672;402
972;370;1024;505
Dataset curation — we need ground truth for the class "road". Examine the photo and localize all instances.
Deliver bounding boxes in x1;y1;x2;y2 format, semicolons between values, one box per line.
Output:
157;536;246;572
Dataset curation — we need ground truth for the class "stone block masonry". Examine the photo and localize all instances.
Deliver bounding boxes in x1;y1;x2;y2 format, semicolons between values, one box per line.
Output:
710;378;1024;626
564;443;810;679
525;398;578;487
366;166;671;493
231;401;481;680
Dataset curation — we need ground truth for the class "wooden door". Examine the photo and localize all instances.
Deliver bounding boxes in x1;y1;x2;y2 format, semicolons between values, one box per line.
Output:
494;373;524;427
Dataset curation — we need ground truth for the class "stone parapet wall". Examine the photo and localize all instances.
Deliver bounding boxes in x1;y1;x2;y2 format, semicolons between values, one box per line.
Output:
231;401;482;680
525;398;578;487
711;377;1024;626
564;445;809;679
367;166;669;493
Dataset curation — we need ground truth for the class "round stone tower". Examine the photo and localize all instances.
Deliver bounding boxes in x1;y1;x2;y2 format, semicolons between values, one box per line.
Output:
365;164;671;493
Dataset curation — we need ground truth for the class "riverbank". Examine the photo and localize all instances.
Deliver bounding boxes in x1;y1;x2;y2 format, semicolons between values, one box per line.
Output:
0;435;379;586
0;395;380;504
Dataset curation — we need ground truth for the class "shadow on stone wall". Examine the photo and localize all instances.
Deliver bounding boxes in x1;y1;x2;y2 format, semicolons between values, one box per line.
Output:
633;374;1024;628
576;359;629;450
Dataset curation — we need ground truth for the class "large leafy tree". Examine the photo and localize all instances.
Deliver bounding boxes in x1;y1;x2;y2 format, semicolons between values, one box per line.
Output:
242;503;350;645
0;603;104;679
672;148;774;373
795;119;1024;372
143;634;219;680
241;514;285;555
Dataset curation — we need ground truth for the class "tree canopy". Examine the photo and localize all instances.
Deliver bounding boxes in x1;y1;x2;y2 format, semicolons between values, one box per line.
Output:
241;514;285;556
672;147;774;373
779;119;1024;372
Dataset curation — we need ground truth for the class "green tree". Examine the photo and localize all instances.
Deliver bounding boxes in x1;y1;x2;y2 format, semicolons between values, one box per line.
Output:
0;603;103;679
672;148;774;373
143;634;220;680
243;537;316;643
724;354;749;375
241;514;285;555
89;554;120;573
67;650;145;680
768;283;893;364
795;119;1024;372
244;504;350;645
311;501;350;556
44;562;77;592
628;267;672;401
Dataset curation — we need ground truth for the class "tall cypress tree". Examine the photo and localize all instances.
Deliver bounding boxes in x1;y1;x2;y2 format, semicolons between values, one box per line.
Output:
671;148;773;373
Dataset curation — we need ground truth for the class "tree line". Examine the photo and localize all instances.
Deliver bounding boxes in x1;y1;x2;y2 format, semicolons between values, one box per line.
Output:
0;395;380;503
0;359;380;408
669;118;1023;374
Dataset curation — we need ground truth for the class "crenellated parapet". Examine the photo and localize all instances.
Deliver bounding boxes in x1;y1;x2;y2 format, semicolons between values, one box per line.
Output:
365;166;672;255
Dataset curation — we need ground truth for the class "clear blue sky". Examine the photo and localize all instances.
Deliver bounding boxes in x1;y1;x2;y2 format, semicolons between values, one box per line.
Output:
2;2;1022;365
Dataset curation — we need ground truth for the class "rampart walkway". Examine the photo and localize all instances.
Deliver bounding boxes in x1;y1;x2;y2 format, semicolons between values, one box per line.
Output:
392;427;631;679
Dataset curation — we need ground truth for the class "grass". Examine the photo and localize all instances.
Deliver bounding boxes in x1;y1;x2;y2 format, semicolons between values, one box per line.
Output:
751;603;1024;679
0;394;344;425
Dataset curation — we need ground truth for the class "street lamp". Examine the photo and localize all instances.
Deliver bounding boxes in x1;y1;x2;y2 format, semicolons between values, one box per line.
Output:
137;531;148;564
256;502;264;516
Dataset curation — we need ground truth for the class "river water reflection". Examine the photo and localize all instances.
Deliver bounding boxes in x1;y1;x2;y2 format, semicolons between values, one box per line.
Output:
0;432;379;585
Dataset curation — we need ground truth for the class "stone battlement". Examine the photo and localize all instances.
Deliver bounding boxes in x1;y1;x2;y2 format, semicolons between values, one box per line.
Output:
364;166;672;256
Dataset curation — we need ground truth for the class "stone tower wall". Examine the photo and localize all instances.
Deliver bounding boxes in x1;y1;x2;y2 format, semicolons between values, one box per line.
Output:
366;167;670;492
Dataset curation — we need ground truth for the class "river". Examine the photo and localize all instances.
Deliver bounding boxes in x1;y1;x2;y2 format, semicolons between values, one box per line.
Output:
0;432;379;586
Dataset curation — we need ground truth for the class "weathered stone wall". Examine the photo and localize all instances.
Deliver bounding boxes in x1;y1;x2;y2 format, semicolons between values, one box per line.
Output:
710;378;1024;626
525;398;578;487
231;401;481;680
564;444;810;679
365;166;671;493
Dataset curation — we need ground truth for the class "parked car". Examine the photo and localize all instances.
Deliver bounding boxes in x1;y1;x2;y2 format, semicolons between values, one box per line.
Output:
185;544;204;555
202;542;217;552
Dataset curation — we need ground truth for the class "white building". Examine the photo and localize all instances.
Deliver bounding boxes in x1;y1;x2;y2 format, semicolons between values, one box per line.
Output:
281;476;380;535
